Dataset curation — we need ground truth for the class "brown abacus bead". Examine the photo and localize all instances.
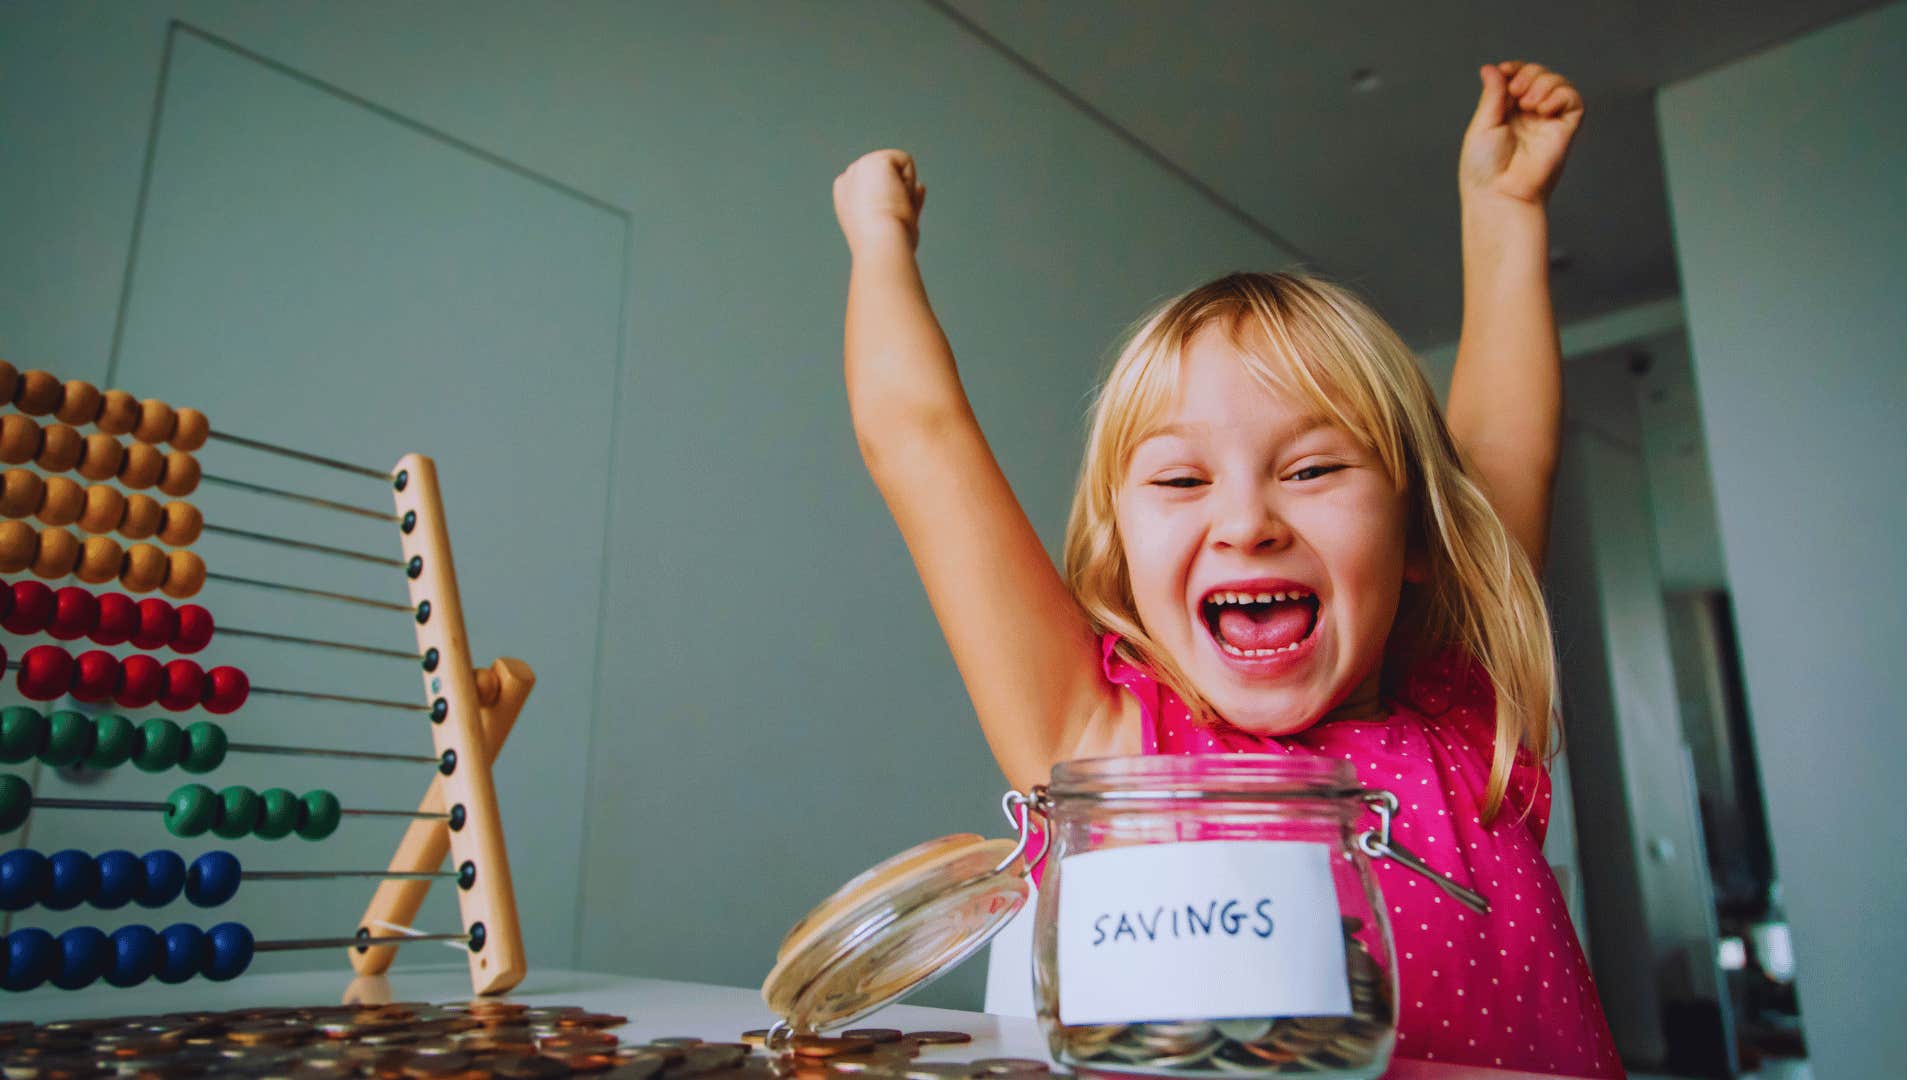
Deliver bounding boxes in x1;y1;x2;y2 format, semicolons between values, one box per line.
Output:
170;407;210;452
119;493;162;540
57;380;104;426
76;535;121;584
14;371;63;416
0;469;43;519
75;432;124;481
157;451;200;497
0;521;35;574
97;389;139;435
0;415;41;465
134;399;176;445
161;549;206;599
120;542;166;593
36;476;84;527
79;484;126;535
32;527;80;579
0;361;18;405
35;423;82;473
118;442;163;489
158;501;203;546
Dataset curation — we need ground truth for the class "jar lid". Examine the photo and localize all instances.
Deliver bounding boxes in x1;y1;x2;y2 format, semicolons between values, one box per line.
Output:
761;830;1031;1033
1050;753;1361;800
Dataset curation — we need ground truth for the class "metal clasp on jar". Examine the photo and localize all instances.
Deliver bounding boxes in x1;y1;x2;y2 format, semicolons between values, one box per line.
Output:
1357;789;1491;915
993;786;1052;875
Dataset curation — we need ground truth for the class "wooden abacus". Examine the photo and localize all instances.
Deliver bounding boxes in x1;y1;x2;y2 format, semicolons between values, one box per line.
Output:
0;363;530;996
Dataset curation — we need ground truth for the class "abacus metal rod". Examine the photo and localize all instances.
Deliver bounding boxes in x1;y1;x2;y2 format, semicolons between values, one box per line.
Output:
218;626;418;661
225;742;439;765
200;473;398;523
206;571;412;613
27;796;445;821
205;430;393;481
202;522;405;568
248;685;428;713
242;870;455;882
257;932;470;953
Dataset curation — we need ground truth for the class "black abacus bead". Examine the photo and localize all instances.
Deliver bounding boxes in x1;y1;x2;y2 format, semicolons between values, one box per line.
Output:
422;648;439;672
415;601;430;625
430;698;448;723
438;749;456;776
467;921;486;953
353;926;372;955
401;511;416;534
393;470;409;492
407;556;423;580
457;861;476;890
448;804;466;831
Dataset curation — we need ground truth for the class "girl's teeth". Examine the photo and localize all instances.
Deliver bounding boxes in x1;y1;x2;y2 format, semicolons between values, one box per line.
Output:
1219;641;1303;657
1255;592;1272;603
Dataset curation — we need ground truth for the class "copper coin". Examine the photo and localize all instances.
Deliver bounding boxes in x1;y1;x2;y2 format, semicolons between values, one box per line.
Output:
791;1036;874;1059
536;1031;619;1051
487;1056;572;1079
902;1033;970;1047
739;1030;769;1047
539;1048;618;1071
841;1030;903;1045
649;1037;703;1049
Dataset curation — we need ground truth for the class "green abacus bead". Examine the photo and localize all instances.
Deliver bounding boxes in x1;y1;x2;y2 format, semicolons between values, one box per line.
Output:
255;788;299;840
164;783;219;838
133;718;184;773
40;711;96;768
295;789;341;840
0;707;48;765
213;785;262;840
0;774;30;833
180;722;229;775
86;715;137;770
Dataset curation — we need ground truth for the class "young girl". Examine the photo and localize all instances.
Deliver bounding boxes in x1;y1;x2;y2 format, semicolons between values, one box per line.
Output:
834;61;1620;1079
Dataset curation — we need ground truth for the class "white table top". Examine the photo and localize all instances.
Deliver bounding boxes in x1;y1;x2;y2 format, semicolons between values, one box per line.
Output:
4;968;1562;1079
2;966;1053;1062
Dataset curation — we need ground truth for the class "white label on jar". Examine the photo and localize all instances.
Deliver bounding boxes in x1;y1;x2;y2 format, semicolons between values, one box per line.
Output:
1056;840;1350;1025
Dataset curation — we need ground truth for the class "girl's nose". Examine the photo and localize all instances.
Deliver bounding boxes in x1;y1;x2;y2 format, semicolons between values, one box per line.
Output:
1211;485;1292;553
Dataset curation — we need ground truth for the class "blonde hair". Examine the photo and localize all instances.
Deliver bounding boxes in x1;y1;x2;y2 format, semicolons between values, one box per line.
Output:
1064;271;1557;822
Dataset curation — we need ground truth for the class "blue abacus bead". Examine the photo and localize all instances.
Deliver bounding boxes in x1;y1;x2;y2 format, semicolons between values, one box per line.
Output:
137;850;186;909
185;851;240;908
52;926;108;990
0;848;49;912
2;927;57;991
204;921;253;982
93;850;142;910
156;922;204;985
106;924;161;988
45;849;98;911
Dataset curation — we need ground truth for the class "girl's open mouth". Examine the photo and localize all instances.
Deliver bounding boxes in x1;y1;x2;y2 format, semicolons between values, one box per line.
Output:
1199;584;1322;669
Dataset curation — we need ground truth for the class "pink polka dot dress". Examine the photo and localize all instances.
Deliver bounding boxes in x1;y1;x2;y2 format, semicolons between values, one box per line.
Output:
1099;635;1624;1079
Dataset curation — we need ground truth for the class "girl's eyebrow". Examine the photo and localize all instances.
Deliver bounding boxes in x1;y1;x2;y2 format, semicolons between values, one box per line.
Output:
1137;417;1334;446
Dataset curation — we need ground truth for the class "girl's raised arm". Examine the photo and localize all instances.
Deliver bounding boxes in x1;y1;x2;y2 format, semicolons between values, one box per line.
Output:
834;150;1123;791
1449;61;1586;572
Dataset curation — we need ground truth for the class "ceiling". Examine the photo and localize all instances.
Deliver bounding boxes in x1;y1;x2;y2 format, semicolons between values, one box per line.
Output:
941;0;1888;350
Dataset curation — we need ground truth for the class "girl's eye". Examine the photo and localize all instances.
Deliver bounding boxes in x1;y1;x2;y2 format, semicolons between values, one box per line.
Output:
1151;477;1206;489
1286;464;1342;482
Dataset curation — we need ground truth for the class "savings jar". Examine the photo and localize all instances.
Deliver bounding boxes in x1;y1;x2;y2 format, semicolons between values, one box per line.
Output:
763;754;1472;1079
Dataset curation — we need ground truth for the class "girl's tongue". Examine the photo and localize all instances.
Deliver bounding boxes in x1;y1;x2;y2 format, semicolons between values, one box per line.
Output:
1215;596;1317;651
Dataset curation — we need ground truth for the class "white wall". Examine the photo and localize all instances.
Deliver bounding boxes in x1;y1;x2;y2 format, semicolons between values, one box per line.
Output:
1657;3;1905;1072
0;1;1289;1006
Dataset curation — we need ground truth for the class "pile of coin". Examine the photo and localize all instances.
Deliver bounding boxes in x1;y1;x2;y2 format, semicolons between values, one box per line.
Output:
742;1026;1060;1080
0;1000;718;1078
1048;922;1394;1076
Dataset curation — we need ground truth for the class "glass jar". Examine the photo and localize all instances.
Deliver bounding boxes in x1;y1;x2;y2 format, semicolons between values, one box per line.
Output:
1030;755;1397;1079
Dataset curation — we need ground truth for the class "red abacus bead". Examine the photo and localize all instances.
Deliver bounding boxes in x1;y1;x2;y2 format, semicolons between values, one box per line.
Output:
131;597;178;651
172;604;214;654
0;581;13;623
115;653;163;709
159;658;203;711
17;644;73;701
92;592;137;647
201;666;248;715
4;580;55;636
70;649;120;702
48;587;98;642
